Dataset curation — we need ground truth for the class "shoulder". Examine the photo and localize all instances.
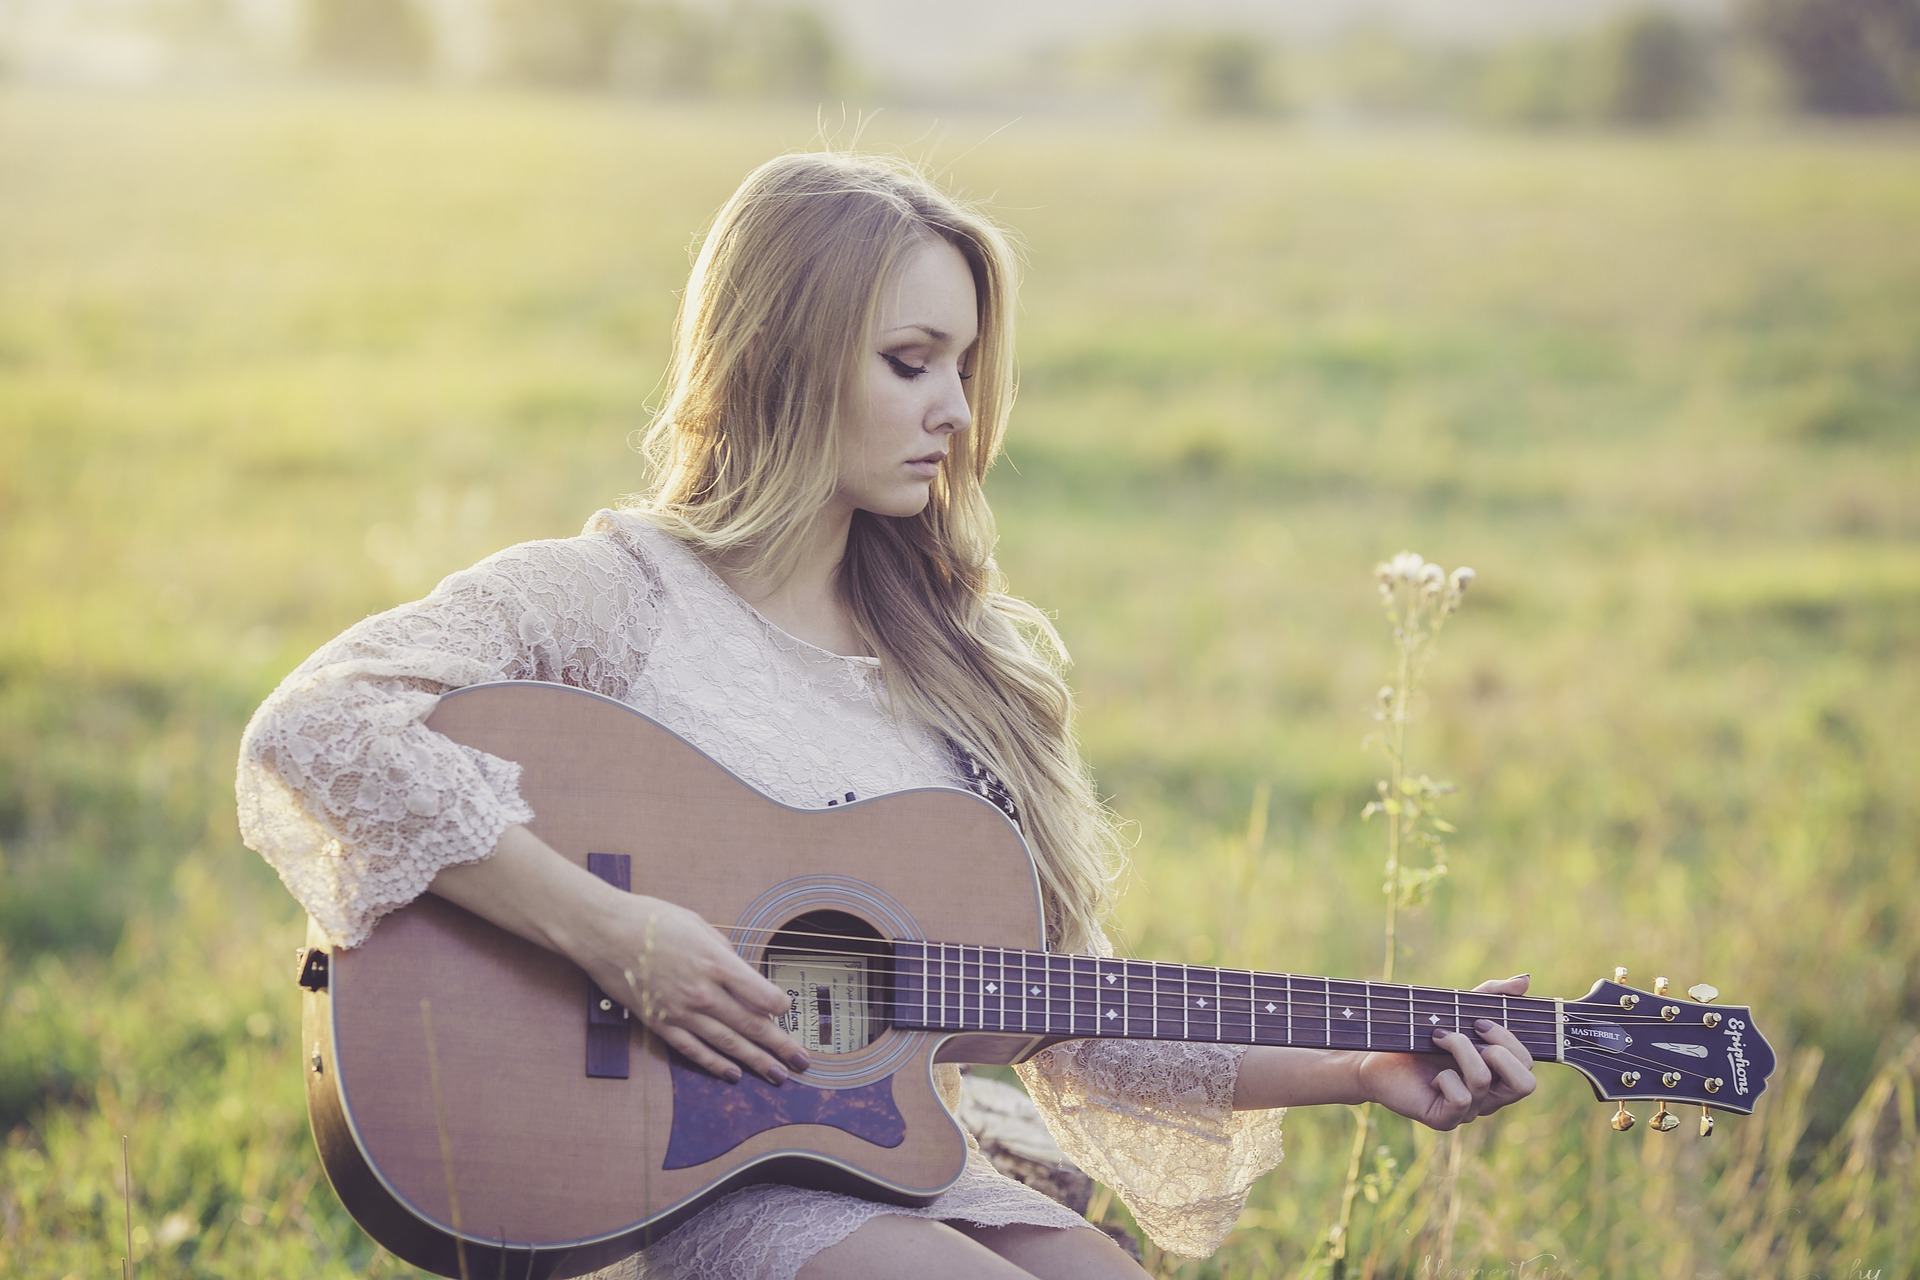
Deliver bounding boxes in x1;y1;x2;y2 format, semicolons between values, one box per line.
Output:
423;509;671;609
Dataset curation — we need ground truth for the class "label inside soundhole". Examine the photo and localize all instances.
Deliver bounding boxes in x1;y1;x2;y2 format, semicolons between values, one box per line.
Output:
771;954;871;1054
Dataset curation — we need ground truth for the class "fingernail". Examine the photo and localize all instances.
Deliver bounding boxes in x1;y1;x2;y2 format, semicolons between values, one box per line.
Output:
789;1052;811;1071
724;1066;742;1083
1512;973;1529;982
1431;1027;1447;1040
1475;1017;1493;1031
765;1064;788;1085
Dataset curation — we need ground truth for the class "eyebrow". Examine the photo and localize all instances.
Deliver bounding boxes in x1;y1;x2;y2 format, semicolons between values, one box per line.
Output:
887;323;977;345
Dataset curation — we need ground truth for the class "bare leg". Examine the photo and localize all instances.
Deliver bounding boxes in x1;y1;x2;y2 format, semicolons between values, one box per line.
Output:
796;1214;1038;1280
955;1221;1152;1280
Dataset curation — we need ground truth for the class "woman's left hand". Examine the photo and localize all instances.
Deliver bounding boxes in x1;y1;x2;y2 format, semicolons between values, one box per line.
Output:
1353;974;1538;1131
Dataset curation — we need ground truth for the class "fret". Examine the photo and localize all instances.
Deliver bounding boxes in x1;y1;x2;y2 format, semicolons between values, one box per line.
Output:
1045;954;1067;1036
1458;988;1508;1047
1375;982;1394;1048
1202;967;1222;1043
1328;978;1369;1050
1309;976;1333;1047
1070;955;1097;1037
967;945;982;1031
1410;983;1452;1043
930;943;944;1029
989;946;1005;1032
1251;971;1287;1046
946;943;964;1031
1154;962;1184;1042
1011;948;1024;1033
1220;968;1253;1046
1405;983;1416;1052
1035;953;1053;1036
1096;957;1126;1035
1125;960;1155;1041
1044;950;1058;1035
1150;962;1161;1038
1025;949;1044;1036
1182;965;1191;1040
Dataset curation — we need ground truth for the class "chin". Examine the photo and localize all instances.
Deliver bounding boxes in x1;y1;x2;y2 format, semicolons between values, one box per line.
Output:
864;486;935;519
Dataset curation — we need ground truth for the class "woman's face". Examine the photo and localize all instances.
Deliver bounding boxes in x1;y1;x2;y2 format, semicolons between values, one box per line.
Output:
837;235;978;518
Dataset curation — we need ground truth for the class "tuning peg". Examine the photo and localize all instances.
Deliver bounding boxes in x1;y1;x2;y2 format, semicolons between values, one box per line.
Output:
1613;965;1629;983
1698;1105;1714;1138
1650;1102;1678;1132
1653;975;1669;996
1610;1101;1636;1132
1690;982;1723;1027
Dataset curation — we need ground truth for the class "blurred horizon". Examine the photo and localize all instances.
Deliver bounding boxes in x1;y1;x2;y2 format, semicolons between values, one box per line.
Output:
5;0;1913;132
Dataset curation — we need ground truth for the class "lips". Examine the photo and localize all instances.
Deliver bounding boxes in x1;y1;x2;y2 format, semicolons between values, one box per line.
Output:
908;453;946;464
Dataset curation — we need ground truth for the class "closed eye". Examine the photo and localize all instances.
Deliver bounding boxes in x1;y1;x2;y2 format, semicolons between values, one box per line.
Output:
884;353;973;382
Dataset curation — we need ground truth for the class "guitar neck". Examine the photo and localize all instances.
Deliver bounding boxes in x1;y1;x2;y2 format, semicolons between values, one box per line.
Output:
890;942;1562;1062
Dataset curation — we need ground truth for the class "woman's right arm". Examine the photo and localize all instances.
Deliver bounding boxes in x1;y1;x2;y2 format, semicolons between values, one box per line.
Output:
428;822;811;1084
236;532;806;1083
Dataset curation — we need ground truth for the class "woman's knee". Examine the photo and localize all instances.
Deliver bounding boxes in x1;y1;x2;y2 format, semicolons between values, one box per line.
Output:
954;1221;1151;1280
796;1214;1035;1280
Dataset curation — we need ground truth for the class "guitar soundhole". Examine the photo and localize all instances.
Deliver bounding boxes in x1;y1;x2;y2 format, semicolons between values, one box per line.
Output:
762;909;892;1057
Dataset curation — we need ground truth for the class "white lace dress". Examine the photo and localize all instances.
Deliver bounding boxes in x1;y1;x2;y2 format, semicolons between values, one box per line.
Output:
235;507;1288;1277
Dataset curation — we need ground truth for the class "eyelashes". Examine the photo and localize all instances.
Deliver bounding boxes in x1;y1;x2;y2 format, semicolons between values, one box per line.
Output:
884;353;974;382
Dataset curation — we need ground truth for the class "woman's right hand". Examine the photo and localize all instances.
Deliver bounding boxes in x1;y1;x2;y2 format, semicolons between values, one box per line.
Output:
568;892;812;1085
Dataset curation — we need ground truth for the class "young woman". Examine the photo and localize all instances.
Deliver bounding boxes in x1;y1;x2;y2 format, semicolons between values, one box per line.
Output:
236;150;1537;1280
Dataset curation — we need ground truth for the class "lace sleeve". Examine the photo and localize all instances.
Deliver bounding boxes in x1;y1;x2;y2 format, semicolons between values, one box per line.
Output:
1012;927;1288;1260
234;532;659;950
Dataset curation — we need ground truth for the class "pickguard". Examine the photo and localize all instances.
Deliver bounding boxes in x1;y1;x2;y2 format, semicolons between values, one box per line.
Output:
662;1055;907;1169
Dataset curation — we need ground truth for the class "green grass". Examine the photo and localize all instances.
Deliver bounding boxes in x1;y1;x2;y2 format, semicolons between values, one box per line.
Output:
2;84;1916;1277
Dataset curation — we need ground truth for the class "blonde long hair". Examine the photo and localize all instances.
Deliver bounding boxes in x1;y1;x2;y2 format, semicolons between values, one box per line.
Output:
621;149;1127;955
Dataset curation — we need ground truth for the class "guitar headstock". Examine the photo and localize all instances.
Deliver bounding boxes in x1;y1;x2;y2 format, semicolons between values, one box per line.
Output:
1559;967;1776;1136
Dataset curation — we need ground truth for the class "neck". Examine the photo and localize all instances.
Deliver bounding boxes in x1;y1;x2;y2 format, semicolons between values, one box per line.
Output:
890;942;1562;1063
711;503;855;626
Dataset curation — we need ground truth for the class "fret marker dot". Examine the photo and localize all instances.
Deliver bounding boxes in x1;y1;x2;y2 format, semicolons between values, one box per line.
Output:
1196;997;1208;1007
1428;1013;1441;1024
985;982;997;994
1342;1007;1355;1019
1030;986;1041;996
1104;1008;1117;1021
1264;1002;1277;1014
1105;974;1118;984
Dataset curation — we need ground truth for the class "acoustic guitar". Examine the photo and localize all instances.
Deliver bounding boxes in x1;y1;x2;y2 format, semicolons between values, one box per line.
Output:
293;679;1776;1279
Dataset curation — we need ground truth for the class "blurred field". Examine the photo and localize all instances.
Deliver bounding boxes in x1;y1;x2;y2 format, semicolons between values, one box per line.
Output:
1;84;1916;1277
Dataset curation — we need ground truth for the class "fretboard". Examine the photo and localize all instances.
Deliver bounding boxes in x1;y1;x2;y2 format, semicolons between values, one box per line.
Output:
889;941;1560;1062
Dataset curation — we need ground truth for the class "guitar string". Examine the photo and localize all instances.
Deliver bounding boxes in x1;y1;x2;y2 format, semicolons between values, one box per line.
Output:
753;987;1712;1058
613;959;1719;1047
756;994;1733;1090
643;945;1726;1030
584;926;1732;1084
641;962;1720;1030
593;941;1732;1081
670;985;1733;1089
627;919;1722;1025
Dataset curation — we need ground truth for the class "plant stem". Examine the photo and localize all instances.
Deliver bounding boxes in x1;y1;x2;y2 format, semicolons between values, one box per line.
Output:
1331;643;1412;1276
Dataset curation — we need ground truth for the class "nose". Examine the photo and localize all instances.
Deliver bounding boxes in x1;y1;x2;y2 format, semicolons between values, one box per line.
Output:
931;372;972;438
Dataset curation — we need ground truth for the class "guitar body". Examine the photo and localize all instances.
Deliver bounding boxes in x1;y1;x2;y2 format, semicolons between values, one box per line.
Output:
302;680;1056;1279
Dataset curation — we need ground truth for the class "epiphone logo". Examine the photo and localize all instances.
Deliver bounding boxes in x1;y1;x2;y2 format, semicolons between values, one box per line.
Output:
1726;1016;1751;1095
